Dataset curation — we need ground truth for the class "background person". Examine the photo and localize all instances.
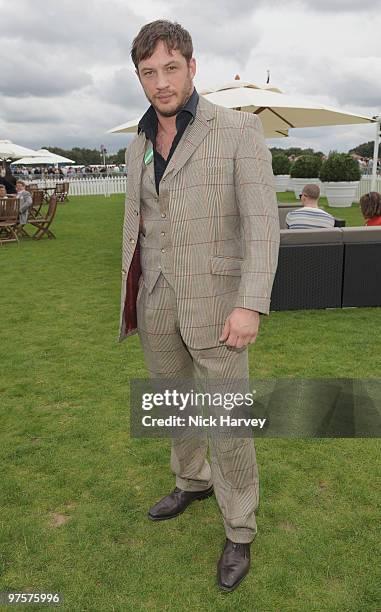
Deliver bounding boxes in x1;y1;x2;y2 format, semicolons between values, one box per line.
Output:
15;179;33;225
0;163;17;193
286;183;335;229
359;191;381;226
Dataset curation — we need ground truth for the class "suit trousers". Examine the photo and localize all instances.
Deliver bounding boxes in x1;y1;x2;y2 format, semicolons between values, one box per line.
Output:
136;273;259;543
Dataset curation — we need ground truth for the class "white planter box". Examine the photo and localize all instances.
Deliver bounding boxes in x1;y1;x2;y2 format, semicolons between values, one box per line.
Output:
323;182;359;207
291;178;321;198
274;174;290;192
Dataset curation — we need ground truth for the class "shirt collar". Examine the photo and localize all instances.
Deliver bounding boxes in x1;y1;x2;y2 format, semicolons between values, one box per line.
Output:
138;87;199;139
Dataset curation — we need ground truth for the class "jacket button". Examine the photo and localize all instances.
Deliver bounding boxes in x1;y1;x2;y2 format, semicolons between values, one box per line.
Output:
122;268;127;274
161;213;166;218
129;238;135;243
134;209;139;216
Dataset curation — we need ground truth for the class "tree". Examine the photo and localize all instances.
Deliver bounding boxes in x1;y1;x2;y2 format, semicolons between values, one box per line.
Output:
319;153;361;182
290;155;322;178
269;146;324;159
272;153;291;175
107;149;126;164
349;141;381;158
42;146;120;165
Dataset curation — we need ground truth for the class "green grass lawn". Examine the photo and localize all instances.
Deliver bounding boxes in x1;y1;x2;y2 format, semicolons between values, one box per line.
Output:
0;194;380;611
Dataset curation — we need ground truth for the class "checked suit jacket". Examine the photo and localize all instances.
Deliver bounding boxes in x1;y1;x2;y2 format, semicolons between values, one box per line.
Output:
118;95;280;349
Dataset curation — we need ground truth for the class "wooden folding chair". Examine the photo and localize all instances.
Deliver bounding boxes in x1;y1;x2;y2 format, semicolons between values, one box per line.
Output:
15;189;45;238
26;183;39;193
54;181;70;203
28;195;58;240
29;189;45;219
0;197;19;245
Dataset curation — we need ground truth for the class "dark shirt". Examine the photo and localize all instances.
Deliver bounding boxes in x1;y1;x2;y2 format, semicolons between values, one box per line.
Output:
138;88;199;194
0;177;16;194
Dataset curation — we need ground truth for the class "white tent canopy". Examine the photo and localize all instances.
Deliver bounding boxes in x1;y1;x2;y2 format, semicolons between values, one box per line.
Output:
12;149;75;165
0;140;40;161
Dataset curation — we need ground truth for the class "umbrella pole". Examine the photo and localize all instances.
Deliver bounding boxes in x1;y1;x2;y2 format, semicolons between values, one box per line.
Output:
371;116;380;192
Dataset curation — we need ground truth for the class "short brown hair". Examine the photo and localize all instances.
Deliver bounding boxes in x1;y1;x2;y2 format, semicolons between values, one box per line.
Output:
360;191;381;219
131;20;193;70
302;183;320;200
16;179;26;187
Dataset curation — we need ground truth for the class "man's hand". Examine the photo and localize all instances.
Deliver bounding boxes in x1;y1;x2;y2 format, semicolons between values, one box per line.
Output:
219;308;260;349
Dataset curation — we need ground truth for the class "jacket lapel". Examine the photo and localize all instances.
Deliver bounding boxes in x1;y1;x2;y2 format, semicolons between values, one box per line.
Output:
162;96;216;182
127;132;146;203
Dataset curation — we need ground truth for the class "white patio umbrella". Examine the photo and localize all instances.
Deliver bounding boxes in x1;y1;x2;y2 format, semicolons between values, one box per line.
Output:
12;149;75;165
108;80;375;137
108;79;378;187
200;81;375;135
0;139;40;161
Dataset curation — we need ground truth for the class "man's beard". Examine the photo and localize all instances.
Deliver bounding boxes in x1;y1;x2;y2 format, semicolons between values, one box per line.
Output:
148;75;193;118
156;105;182;118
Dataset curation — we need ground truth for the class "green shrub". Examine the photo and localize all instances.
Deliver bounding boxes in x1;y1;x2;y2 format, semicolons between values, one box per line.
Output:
272;153;291;175
290;155;322;178
319;152;361;182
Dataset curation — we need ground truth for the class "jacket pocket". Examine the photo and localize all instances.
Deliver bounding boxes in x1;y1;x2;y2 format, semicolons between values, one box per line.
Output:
210;255;243;276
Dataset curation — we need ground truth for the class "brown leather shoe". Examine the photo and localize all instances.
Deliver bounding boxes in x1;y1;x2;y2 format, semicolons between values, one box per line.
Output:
217;538;251;592
148;486;214;521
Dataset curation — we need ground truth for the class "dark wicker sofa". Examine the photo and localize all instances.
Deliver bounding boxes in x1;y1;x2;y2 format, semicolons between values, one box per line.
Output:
270;226;381;311
341;227;381;308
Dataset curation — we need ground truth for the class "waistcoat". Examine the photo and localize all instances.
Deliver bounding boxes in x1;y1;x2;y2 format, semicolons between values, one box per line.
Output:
139;140;174;292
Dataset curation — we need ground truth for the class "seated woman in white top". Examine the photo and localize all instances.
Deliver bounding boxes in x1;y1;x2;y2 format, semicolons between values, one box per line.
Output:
16;180;33;225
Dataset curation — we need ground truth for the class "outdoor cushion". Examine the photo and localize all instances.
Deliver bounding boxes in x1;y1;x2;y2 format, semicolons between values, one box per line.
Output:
278;206;300;229
280;228;343;245
341;226;381;243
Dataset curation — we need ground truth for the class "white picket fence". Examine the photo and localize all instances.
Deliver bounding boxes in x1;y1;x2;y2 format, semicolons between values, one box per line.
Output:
356;176;381;198
27;174;381;199
27;176;127;197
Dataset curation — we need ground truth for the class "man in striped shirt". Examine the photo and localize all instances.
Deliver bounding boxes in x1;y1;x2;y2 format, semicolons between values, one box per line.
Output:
286;183;335;229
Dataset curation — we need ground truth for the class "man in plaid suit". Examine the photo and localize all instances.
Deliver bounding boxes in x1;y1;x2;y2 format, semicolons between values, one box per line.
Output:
119;20;280;592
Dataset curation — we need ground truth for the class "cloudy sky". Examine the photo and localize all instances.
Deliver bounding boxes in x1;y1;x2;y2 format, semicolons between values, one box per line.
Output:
1;0;381;155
